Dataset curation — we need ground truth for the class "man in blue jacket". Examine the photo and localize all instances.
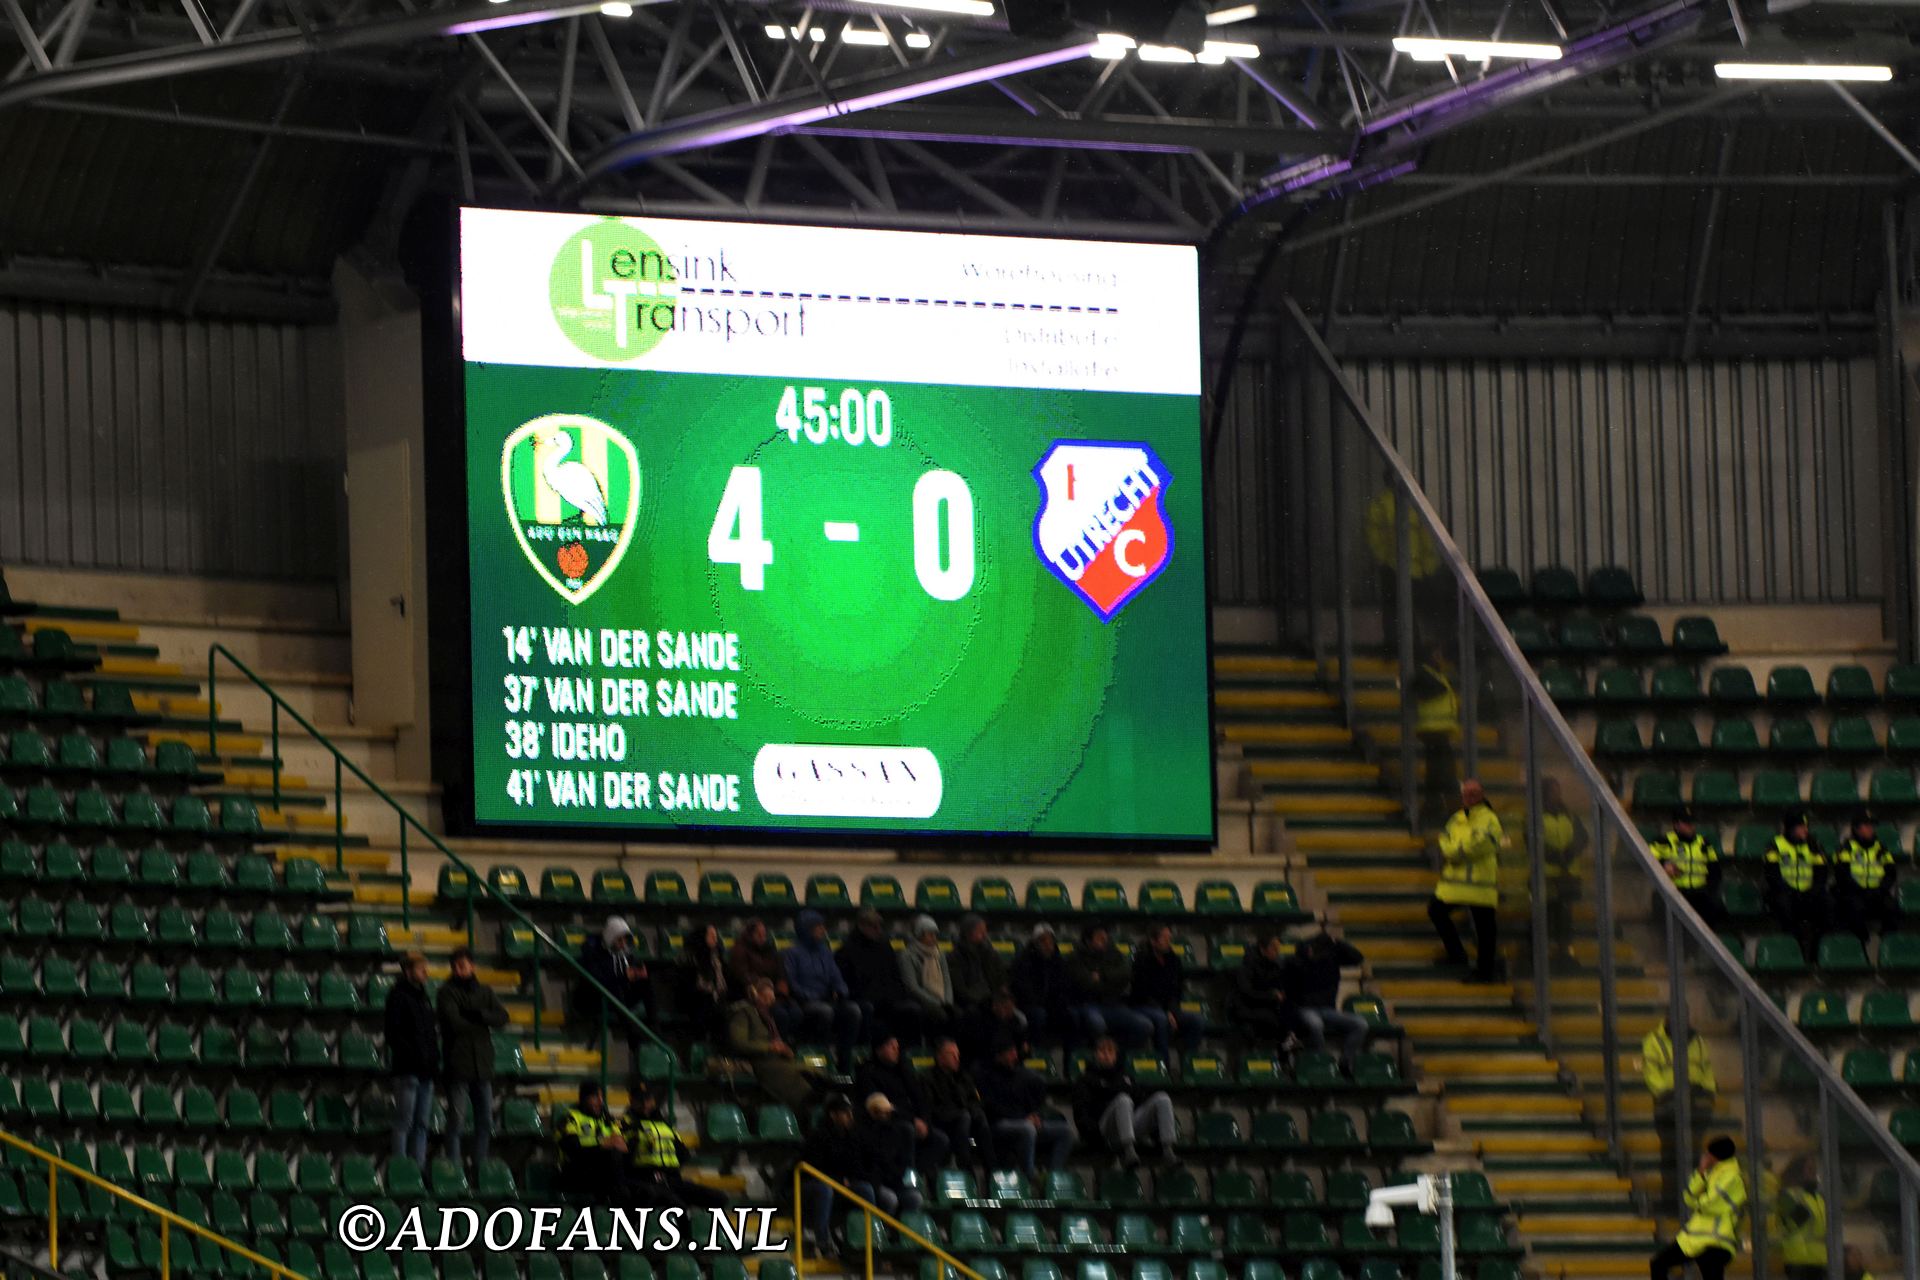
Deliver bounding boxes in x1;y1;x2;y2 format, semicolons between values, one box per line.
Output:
785;909;864;1071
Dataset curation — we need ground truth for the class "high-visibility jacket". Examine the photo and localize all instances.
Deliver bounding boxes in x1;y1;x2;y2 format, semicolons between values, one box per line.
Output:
1641;1023;1717;1098
1415;665;1460;736
1436;803;1503;908
1839;838;1896;890
1677;1159;1747;1257
1653;833;1720;891
558;1107;619;1166
1542;812;1575;857
626;1115;681;1171
1772;1186;1827;1267
1768;837;1826;894
1364;490;1439;577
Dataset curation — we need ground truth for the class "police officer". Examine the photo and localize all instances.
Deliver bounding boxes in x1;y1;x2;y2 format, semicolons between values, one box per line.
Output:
1653;807;1723;928
1427;778;1504;983
1650;1135;1747;1280
1835;810;1900;942
1770;1156;1826;1280
1766;812;1829;962
1641;1017;1717;1204
624;1082;726;1210
556;1080;628;1199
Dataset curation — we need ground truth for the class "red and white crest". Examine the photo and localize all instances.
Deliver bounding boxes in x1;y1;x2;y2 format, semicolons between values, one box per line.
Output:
1032;441;1174;622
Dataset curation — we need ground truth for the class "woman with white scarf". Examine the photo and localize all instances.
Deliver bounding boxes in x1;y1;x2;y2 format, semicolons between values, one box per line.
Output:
898;914;956;1034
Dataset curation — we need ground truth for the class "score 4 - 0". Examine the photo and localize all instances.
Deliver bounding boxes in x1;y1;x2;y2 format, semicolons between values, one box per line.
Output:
707;465;977;602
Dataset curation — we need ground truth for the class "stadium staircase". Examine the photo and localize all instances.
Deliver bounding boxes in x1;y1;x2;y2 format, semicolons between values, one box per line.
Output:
1218;654;1657;1280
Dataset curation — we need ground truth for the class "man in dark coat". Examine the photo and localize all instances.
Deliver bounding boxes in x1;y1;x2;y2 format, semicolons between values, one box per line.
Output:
1130;923;1205;1060
1229;933;1292;1041
1065;924;1151;1047
853;1033;950;1183
949;914;1007;1014
836;908;923;1040
384;951;438;1168
977;1039;1073;1175
576;916;653;1064
436;947;509;1169
923;1037;995;1173
1009;925;1072;1044
798;1095;872;1258
1282;930;1369;1070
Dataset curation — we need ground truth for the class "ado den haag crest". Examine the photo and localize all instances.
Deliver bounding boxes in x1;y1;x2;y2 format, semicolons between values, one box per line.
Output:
1032;441;1173;622
501;414;641;605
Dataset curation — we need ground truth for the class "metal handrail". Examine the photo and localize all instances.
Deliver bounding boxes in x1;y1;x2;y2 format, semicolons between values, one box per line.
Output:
0;1129;306;1280
204;642;676;1104
1276;294;1920;1193
792;1161;985;1280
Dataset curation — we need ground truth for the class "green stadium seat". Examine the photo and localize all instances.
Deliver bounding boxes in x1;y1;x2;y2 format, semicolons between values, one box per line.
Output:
1309;1110;1363;1152
1538;664;1589;707
916;876;963;914
1631;772;1681;812
1649;665;1702;705
1708;666;1761;708
1671;616;1728;658
1751;934;1810;977
1529;566;1581;609
644;869;689;906
1766;716;1817;758
1368;1109;1426;1154
437;865;476;902
184;849;229;891
860;874;907;910
1593;667;1645;708
1252;881;1302;918
1720;880;1764;922
153;741;198;776
699;871;743;906
1828;715;1881;756
1796;989;1853;1033
219;797;262;837
1861;990;1916;1032
1888;664;1920;708
1649;717;1701;758
969;877;1017;912
1586;566;1641;608
805;874;851;909
1191;1110;1243;1150
1685;769;1740;811
1594;720;1646;761
1828;665;1878;707
1192;880;1243;916
1871;770;1920;810
1843;1049;1896;1090
1731;824;1775;862
1750;769;1803;812
755;1104;801;1144
1768;666;1820;708
1479;567;1526;610
487;864;530;901
1612;614;1667;659
748;872;795;908
1154;1167;1201;1207
1809;769;1860;811
1024;878;1072;913
540;868;585;903
1890;717;1920;758
1818;934;1873;975
1507;616;1553;657
585;868;635;904
1890;1109;1920;1151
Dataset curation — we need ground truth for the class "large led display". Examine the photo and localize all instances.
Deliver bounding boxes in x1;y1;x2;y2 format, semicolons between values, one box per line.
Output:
457;207;1212;842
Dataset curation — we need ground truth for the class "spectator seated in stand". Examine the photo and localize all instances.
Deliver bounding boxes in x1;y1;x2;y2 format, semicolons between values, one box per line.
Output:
950;913;1010;1016
783;909;863;1071
1071;1035;1177;1169
1282;929;1369;1073
576;916;654;1056
1131;922;1205;1060
1066;923;1152;1048
977;1036;1074;1176
1010;924;1072;1046
853;1033;950;1185
923;1035;995;1174
898;914;958;1036
1229;932;1292;1042
837;908;924;1041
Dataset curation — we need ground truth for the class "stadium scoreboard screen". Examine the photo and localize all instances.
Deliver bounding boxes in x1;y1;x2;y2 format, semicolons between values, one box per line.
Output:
455;207;1213;843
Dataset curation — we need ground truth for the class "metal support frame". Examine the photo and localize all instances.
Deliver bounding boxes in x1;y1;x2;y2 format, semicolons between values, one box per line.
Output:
1835;83;1920;179
1395;480;1417;833
1458;582;1479;777
1680;123;1737;360
177;71;302;315
1666;906;1693;1205
1820;1088;1844;1280
1593;796;1623;1161
1333;405;1355;723
1741;996;1768;1280
1524;709;1550;1043
1904;1176;1919;1280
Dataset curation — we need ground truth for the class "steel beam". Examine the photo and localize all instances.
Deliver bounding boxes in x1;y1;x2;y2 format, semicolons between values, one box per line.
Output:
1835;83;1920;179
795;107;1333;153
572;35;1099;188
2;0;52;71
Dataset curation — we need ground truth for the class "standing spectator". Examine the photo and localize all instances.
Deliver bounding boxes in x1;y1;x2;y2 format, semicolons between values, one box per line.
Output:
950;915;1008;1015
1653;807;1723;929
677;923;729;1038
1766;811;1829;962
856;1094;924;1217
1010;925;1071;1044
437;947;508;1170
923;1037;995;1173
1283;930;1370;1072
1412;644;1460;825
384;951;438;1168
727;977;813;1109
1130;924;1205;1060
1835;810;1900;942
556;1080;628;1199
577;917;654;1059
1649;1136;1746;1280
1072;1036;1177;1168
1642;1017;1717;1204
798;1095;868;1259
959;988;1030;1068
784;910;864;1070
1228;933;1292;1042
854;1033;950;1183
1066;924;1151;1048
898;915;956;1033
623;1082;727;1211
977;1038;1073;1175
1427;778;1504;983
838;909;923;1041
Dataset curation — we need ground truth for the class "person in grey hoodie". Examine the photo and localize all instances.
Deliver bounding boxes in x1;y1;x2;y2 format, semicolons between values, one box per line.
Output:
784;909;863;1070
898;915;956;1035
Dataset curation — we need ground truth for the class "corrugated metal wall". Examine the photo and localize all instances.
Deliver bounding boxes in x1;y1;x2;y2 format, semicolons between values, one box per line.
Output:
1209;350;1886;608
0;300;344;581
1347;357;1884;605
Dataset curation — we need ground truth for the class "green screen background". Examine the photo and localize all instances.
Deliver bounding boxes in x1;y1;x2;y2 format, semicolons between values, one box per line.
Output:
465;364;1213;841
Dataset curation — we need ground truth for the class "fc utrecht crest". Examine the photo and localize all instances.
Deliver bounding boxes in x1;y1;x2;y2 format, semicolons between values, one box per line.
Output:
500;414;642;605
1032;441;1174;622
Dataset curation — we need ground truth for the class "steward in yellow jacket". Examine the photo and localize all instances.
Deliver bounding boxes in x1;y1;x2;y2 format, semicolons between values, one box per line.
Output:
1652;1136;1746;1280
1834;810;1901;942
1653;807;1723;928
1768;1157;1826;1280
1427;780;1504;982
556;1080;628;1199
1766;812;1830;963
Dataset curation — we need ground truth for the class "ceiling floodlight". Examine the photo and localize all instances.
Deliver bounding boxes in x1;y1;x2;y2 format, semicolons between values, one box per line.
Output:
1714;61;1891;81
844;0;994;15
1207;3;1258;24
1392;36;1561;61
841;23;890;44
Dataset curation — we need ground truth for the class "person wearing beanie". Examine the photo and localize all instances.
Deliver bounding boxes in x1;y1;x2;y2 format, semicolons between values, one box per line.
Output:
950;914;1008;1014
1835;810;1901;943
1766;811;1830;963
837;908;923;1040
622;1082;726;1211
899;915;956;1033
1010;924;1072;1044
1654;807;1723;929
556;1079;628;1199
1651;1135;1746;1280
1065;923;1153;1049
853;1033;951;1184
977;1037;1073;1175
784;909;863;1071
1428;778;1505;983
576;915;654;1065
798;1094;868;1257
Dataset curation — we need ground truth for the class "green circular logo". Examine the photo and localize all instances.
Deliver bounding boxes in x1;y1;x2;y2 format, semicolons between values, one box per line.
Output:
548;219;679;361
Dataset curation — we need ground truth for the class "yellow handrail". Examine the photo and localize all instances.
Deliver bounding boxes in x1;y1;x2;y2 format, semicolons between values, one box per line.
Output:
0;1129;308;1280
792;1161;984;1280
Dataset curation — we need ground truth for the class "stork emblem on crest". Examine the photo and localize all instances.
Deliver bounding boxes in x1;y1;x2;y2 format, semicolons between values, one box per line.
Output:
500;414;642;605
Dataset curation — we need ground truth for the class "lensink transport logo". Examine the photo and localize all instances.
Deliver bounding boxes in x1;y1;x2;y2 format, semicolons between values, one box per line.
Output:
549;219;681;361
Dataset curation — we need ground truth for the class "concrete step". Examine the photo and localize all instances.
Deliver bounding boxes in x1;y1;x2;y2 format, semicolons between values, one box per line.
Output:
1247;759;1382;785
1491;1171;1633;1198
1519;1215;1656;1241
1477;1133;1609;1157
1292;828;1427;854
1219;722;1356;750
